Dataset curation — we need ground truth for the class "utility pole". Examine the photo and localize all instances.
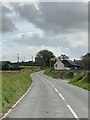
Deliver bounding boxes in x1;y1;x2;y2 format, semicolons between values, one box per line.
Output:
17;54;20;68
50;58;54;70
23;56;25;62
17;54;19;63
50;58;51;69
32;56;33;67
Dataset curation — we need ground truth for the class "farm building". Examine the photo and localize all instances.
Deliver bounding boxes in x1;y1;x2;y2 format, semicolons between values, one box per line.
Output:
54;59;65;70
54;59;82;70
62;60;82;70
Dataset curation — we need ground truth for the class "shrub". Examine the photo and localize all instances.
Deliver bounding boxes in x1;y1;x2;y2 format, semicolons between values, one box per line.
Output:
64;71;74;78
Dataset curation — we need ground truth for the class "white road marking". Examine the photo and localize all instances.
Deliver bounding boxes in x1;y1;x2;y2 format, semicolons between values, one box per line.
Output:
47;80;65;101
1;82;33;120
52;85;54;88
47;79;79;120
67;105;79;119
55;88;58;92
59;93;65;100
0;109;12;120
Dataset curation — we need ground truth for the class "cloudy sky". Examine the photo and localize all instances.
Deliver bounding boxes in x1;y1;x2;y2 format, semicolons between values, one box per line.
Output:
0;1;88;62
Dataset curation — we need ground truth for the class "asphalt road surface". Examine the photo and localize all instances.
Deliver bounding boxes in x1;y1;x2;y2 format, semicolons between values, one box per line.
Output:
5;71;88;119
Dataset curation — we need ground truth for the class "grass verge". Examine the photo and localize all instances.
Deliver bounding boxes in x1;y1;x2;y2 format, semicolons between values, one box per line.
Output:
69;71;90;91
0;74;2;117
1;66;40;117
44;69;90;91
44;69;74;79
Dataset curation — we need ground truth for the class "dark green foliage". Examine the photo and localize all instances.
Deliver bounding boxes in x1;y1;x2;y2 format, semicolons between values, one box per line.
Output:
60;54;69;60
64;71;74;78
82;53;90;70
18;61;33;66
35;50;55;68
1;61;11;70
82;71;90;83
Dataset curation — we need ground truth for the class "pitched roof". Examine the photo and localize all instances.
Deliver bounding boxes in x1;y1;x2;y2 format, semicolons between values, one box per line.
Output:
62;60;82;67
66;60;76;66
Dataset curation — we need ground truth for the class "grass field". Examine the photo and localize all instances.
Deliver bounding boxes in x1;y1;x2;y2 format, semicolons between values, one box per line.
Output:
44;69;90;91
1;66;40;117
19;66;40;70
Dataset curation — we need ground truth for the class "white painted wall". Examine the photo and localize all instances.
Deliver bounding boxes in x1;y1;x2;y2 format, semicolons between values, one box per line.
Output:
54;60;65;70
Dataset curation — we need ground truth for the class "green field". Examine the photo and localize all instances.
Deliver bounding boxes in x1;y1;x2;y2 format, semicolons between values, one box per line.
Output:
19;66;40;70
44;69;90;91
0;66;40;117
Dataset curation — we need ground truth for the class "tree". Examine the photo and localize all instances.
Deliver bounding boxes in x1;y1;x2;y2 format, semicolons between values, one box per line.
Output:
81;53;90;70
2;61;11;70
35;50;55;69
59;54;69;60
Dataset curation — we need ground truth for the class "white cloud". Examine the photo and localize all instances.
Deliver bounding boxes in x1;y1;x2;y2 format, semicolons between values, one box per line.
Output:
1;2;88;61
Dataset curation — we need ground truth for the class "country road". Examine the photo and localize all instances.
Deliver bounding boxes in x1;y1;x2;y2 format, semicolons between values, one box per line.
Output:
4;71;88;119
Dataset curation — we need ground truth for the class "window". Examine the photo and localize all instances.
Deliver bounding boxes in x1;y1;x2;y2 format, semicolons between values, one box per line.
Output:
56;64;57;67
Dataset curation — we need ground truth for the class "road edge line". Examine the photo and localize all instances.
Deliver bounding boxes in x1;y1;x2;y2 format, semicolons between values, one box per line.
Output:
1;82;33;120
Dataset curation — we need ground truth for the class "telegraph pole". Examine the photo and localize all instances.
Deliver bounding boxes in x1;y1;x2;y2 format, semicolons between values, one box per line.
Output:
32;56;33;67
50;58;51;69
17;54;20;68
23;56;25;62
50;58;54;70
17;54;19;63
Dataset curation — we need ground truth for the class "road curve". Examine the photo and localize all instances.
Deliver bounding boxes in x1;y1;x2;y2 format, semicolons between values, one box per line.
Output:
5;71;88;119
